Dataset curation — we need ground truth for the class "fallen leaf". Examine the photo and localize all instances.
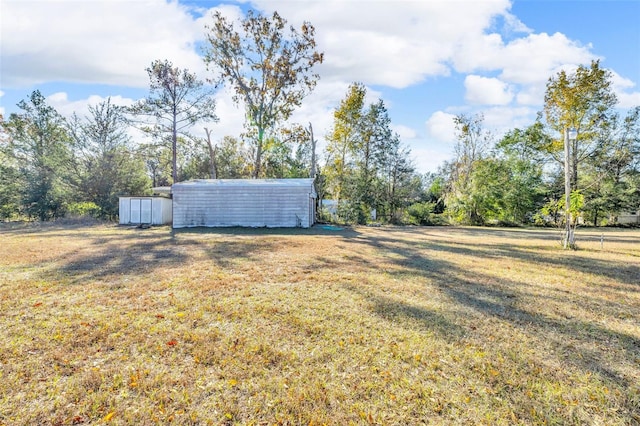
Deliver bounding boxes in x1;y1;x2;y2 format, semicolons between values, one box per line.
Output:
103;411;115;422
167;339;178;347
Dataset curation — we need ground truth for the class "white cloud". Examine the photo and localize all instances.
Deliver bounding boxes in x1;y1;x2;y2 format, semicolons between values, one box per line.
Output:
502;12;532;34
481;105;537;135
611;71;637;91
45;92;135;119
515;85;546;106
42;92;153;146
414;104;541;173
464;75;514;105
45;90;232;147
3;0;634;175
453;32;595;86
198;86;247;143
450;31;597;110
498;33;595;85
248;0;512;88
422;106;535;158
0;0;222;88
288;81;345;136
425;111;457;145
241;0;601;115
411;146;454;174
391;124;418;140
610;70;640;109
617;92;640;109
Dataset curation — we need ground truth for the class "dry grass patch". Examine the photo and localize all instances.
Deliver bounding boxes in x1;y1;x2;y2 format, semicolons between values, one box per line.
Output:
0;223;638;425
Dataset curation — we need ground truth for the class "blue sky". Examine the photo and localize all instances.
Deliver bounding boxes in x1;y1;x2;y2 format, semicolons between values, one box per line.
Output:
1;0;639;173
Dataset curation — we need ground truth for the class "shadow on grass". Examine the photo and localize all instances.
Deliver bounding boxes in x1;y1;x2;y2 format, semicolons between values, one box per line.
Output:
343;227;640;393
0;219;115;235
431;240;640;288
452;225;640;246
355;227;639;288
47;238;281;284
342;282;467;342
29;223;360;284
12;223;640;399
41;235;191;284
170;224;360;238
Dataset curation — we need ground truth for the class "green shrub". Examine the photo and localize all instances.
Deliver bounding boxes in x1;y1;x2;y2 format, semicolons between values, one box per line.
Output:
66;201;101;219
407;202;435;225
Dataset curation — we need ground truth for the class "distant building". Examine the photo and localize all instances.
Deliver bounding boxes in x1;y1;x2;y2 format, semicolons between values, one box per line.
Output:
615;209;640;225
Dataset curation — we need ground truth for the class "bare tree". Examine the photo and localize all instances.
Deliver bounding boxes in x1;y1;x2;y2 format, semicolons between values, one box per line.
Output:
130;60;217;183
203;10;323;178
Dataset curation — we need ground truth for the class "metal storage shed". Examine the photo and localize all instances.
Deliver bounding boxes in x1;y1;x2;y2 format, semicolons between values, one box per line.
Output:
172;178;316;228
119;197;173;225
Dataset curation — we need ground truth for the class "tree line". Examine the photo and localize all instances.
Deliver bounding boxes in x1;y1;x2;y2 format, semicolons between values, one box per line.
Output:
1;9;638;226
439;61;639;227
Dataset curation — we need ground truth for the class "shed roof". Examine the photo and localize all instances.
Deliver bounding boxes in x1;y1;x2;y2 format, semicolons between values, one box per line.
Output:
172;178;315;189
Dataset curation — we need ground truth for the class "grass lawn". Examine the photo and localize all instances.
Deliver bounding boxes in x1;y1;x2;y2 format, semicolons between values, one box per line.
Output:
0;223;638;425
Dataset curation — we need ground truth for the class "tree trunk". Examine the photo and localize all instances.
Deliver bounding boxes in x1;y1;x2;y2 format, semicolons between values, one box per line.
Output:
572;138;579;190
337;136;347;203
309;122;316;178
253;127;264;179
204;128;217;179
172;107;178;184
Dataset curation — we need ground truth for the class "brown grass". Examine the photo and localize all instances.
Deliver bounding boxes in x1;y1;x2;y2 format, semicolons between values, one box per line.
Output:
0;223;638;425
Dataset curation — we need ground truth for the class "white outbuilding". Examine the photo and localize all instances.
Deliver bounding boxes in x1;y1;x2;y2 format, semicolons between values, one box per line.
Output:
172;178;316;228
119;196;173;226
617;209;640;225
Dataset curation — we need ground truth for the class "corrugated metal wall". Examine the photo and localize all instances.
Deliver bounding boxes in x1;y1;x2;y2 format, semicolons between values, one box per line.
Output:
172;179;316;228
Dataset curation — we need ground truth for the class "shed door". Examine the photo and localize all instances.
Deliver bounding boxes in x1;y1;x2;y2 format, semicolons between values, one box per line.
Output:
130;199;141;223
140;199;152;224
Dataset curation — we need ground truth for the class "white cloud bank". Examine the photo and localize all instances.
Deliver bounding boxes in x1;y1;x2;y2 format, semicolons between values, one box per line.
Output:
1;0;210;88
46;92;135;118
2;0;637;173
250;0;518;88
425;111;457;146
465;75;514;105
